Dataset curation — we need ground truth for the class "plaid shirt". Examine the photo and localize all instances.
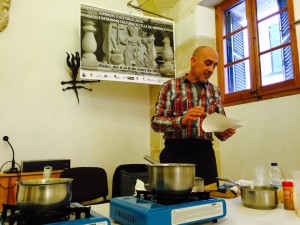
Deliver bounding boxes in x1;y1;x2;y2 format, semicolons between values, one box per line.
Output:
151;75;226;141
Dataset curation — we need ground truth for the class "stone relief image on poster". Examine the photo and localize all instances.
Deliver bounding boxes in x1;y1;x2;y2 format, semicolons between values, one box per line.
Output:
80;4;175;85
0;0;10;32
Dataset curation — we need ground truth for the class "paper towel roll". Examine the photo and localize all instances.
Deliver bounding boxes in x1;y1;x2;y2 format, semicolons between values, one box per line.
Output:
293;171;300;216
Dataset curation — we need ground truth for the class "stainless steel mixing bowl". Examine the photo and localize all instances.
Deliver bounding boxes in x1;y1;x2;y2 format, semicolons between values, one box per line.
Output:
240;185;278;209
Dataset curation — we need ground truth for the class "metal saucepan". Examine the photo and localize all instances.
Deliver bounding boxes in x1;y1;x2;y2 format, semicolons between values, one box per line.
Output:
144;155;196;195
16;166;73;213
216;177;278;209
240;185;278;209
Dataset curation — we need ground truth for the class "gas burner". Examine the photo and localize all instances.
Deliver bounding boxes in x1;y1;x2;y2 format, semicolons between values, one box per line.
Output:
136;190;210;205
1;203;111;225
110;195;227;225
1;204;86;225
7;210;69;225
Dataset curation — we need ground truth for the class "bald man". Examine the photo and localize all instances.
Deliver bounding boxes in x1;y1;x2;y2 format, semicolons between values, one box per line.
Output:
151;46;236;186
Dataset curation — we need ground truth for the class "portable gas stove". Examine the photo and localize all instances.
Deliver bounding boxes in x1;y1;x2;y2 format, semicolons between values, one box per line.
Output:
110;191;226;225
0;202;111;225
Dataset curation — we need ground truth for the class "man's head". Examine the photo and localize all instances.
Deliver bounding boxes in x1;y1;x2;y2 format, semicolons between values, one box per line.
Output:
188;46;219;83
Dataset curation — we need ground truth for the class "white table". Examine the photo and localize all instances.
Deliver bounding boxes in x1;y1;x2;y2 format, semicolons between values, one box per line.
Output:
91;197;300;225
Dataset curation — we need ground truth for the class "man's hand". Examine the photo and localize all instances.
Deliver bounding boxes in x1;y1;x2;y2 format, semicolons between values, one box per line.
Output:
219;128;236;140
181;106;207;126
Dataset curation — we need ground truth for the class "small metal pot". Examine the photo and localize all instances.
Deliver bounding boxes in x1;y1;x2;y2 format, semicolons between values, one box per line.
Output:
240;185;278;209
16;178;73;213
147;163;195;195
192;177;205;192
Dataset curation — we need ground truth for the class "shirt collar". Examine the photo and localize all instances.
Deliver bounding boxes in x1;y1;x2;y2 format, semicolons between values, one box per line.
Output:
183;73;209;87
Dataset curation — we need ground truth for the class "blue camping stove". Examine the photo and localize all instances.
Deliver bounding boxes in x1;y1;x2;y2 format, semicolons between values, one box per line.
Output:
110;192;226;225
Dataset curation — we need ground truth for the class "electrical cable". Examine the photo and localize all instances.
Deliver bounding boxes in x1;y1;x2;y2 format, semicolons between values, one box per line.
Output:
0;161;22;189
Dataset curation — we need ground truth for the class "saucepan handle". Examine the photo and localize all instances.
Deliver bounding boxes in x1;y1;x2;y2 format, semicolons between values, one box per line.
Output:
43;166;53;179
216;177;240;188
143;155;160;164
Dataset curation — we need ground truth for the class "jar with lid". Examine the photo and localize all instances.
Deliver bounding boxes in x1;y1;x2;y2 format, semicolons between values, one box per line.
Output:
282;180;294;210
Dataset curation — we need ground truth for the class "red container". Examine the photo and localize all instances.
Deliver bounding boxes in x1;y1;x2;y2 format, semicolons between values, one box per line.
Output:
282;181;294;210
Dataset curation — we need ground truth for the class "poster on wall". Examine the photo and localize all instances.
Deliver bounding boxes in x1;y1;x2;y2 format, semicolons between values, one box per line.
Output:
80;4;175;85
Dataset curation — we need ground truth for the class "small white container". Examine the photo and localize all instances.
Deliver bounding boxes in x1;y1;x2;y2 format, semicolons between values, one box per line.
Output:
43;166;53;179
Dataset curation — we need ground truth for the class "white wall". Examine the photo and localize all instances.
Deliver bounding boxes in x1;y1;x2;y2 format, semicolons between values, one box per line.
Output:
0;0;149;198
175;5;215;46
222;95;300;180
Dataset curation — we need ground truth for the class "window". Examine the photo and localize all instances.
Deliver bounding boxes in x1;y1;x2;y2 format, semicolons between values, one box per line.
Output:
216;0;299;106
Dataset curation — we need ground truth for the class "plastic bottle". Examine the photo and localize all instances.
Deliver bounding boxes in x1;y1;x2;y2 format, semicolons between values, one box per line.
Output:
269;162;282;188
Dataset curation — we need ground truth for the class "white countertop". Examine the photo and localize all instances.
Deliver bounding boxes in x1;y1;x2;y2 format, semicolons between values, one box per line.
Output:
91;197;300;225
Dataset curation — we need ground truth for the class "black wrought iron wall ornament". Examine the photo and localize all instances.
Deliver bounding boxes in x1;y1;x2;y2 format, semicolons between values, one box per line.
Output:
61;52;100;104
